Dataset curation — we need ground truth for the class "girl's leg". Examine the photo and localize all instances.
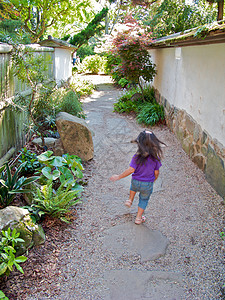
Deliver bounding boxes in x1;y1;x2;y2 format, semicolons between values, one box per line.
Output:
125;190;136;208
135;182;153;224
129;190;136;202
136;206;145;219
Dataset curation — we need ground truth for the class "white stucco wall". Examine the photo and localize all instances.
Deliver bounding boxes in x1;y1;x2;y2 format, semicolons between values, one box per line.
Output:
54;48;73;84
149;44;225;146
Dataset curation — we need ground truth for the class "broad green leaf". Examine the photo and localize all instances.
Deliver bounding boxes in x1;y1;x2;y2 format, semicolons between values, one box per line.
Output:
0;290;9;299
1;253;8;260
42;167;52;179
74;169;84;179
0;262;8;276
52;169;61;180
15;256;27;263
15;238;25;243
51;156;66;167
37;151;53;162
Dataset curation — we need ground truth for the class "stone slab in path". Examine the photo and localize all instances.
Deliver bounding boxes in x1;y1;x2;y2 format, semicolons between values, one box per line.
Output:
100;270;185;300
100;222;169;262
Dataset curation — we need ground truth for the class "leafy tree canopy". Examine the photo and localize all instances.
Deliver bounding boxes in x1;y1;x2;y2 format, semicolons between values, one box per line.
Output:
0;0;94;42
143;0;217;38
66;7;108;48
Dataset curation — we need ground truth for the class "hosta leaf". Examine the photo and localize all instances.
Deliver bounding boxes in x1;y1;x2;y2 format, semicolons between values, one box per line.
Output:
51;156;66;167
52;170;61;180
37;151;53;162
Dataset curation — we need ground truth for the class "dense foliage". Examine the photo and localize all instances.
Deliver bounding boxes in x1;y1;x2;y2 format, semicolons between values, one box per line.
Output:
0;0;93;42
0;162;39;208
76;44;95;62
114;86;165;126
32;179;81;223
108;30;156;96
68;8;108;49
0;228;27;277
78;55;107;74
143;0;217;38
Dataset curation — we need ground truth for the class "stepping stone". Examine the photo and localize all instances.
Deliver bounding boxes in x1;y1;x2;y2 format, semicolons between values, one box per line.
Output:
100;270;185;300
100;222;169;262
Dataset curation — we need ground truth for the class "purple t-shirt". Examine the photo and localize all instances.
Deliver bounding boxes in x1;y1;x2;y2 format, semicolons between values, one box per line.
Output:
130;154;162;182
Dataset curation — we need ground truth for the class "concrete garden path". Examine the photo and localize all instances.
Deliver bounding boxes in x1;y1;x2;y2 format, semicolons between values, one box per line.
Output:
30;75;224;300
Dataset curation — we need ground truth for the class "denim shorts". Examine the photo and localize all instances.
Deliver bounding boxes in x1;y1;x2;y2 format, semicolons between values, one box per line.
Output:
130;179;154;210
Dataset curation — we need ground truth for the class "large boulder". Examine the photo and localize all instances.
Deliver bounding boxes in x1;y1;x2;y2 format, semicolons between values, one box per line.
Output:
0;206;45;255
56;112;94;161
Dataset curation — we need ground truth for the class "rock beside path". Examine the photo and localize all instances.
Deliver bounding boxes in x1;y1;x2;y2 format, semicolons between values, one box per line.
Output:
0;206;45;255
56;112;94;161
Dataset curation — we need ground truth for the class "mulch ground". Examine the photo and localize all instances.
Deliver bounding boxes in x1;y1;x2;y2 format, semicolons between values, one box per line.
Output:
0;140;94;300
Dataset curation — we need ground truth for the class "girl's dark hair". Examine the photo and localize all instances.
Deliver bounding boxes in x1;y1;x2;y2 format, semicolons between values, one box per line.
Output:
133;130;165;165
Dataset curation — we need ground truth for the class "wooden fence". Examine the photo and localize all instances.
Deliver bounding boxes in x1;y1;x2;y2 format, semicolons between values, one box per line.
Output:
0;43;54;164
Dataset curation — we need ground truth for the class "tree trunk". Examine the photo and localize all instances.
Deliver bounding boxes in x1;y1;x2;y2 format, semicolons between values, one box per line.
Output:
138;78;145;102
105;12;109;34
217;0;224;21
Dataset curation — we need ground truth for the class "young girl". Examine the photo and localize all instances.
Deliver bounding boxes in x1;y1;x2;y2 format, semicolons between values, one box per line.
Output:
110;130;164;225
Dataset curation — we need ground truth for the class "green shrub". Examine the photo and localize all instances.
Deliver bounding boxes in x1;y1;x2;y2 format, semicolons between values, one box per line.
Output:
58;90;83;117
0;162;39;207
37;151;84;193
32;179;81;223
118;78;130;88
0;228;27;277
18;147;42;175
105;51;132;87
137;102;165;126
81;54;107;74
142;85;156;103
51;88;85;119
113;88;142;113
70;77;95;98
0;290;9;300
114;86;165;126
76;44;95;61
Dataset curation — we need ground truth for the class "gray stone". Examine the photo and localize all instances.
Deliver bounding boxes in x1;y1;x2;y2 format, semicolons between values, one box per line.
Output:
53;138;65;156
205;145;225;199
100;270;185;300
201;145;208;157
176;126;185;142
202;130;209;145
32;137;57;148
0;206;45;255
193;154;206;171
185;114;196;133
182;136;192;155
56;112;94;161
193;124;201;142
100;222;169;262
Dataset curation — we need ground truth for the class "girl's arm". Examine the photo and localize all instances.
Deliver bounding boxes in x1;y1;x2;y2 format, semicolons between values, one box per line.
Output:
154;170;159;181
110;166;135;182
